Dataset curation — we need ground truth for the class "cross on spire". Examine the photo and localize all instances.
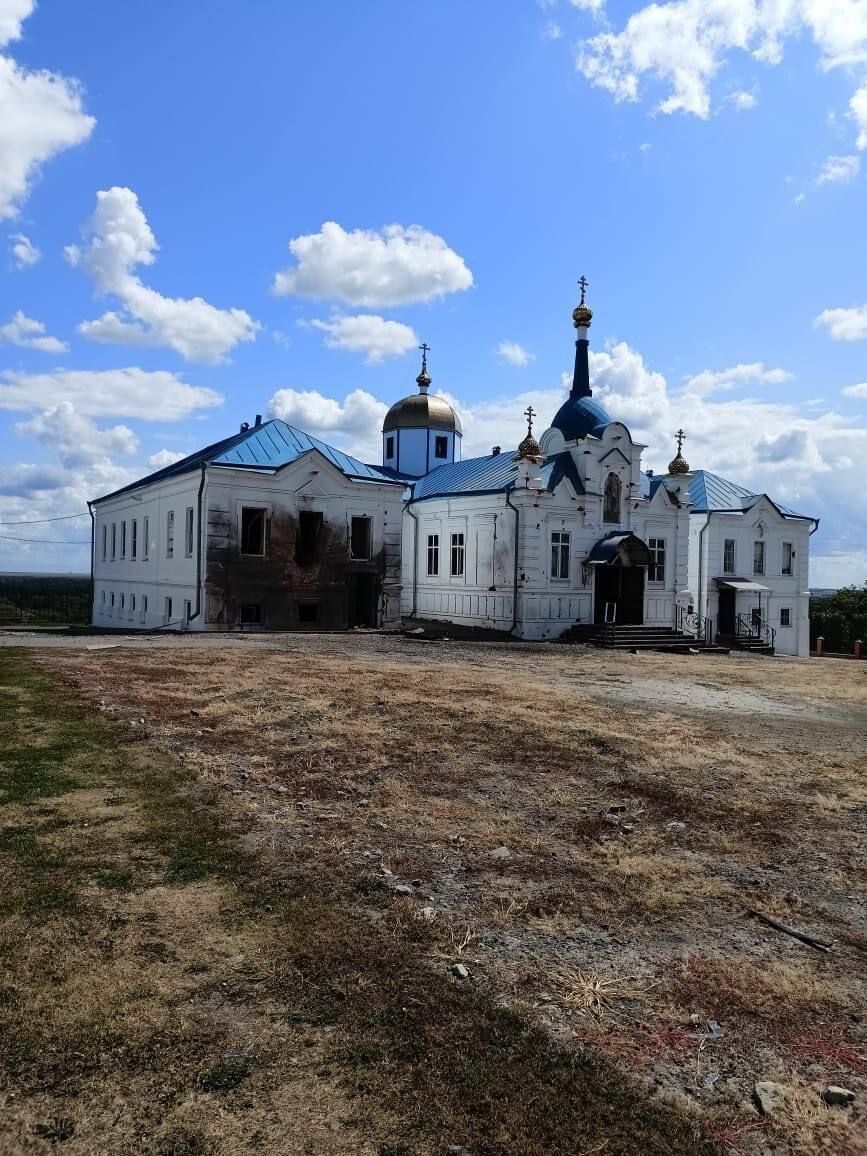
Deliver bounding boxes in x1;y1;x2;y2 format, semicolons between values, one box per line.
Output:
577;275;589;305
419;342;430;372
675;428;686;454
524;405;536;436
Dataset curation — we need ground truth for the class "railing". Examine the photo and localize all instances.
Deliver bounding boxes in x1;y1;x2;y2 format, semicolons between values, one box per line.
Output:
678;606;712;643
735;612;776;648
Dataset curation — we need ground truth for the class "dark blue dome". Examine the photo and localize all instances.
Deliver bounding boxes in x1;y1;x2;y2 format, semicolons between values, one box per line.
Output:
551;394;611;440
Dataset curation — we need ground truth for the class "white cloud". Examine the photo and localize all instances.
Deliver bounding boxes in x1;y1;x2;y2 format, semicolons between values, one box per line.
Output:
851;81;867;148
268;386;387;460
810;551;867;587
684;361;792;395
816;154;861;184
815;303;867;341
306;314;418;363
272;221;473;307
0;366;222;419
15;402;138;468
69;187;260;364
0;461;68;497
795;191;806;204
147;448;187;469
0;2;95;219
0;309;67;352
496;340;535;367
843;381;867;398
544;22;563;40
570;0;606;10
576;0;867;130
729;88;757;110
10;230;39;267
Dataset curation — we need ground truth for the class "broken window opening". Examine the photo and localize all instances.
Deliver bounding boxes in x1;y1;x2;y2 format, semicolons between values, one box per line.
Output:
295;510;323;565
385;435;395;459
435;435;448;459
240;507;267;556
350;516;372;560
239;603;262;624
297;601;319;623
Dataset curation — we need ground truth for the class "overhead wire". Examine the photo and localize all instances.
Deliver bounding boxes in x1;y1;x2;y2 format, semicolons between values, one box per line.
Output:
0;512;90;525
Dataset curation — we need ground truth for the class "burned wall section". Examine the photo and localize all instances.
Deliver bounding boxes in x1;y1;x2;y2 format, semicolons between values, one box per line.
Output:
205;501;397;631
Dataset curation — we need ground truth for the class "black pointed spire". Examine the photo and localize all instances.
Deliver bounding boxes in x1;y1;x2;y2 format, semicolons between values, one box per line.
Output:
570;276;593;399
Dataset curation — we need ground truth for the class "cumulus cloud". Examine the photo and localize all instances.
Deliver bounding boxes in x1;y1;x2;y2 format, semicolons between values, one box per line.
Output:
0;1;95;219
147;448;187;469
684;361;792;395
272;221;473;307
15;402;138;469
497;340;535;367
0;461;69;497
69;187;260;364
9;231;39;267
575;0;867;132
729;88;757;110
0;309;67;352
816;154;861;184
843;381;867;398
268;387;388;460
306;314;418;363
0;366;222;419
853;81;867;148
815;303;867;341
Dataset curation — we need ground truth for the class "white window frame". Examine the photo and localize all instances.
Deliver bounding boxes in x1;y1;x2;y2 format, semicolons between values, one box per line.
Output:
349;515;373;561
427;533;439;577
723;538;736;575
781;541;793;576
753;539;765;576
121;520;127;559
185;507;195;557
140;594;148;625
131;518;137;561
450;531;465;577
101;524;107;561
111;522;117;561
648;537;666;584
239;504;268;557
550;530;570;581
779;607;792;627
164;596;173;624
142;516;150;561
166;510;175;559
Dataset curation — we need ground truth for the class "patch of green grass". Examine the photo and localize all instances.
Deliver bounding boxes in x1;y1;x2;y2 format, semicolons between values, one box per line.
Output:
93;867;135;891
197;1058;251;1092
7;882;79;918
0;748;81;805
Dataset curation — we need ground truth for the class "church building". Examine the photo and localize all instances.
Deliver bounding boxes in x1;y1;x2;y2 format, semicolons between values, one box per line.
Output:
88;282;814;656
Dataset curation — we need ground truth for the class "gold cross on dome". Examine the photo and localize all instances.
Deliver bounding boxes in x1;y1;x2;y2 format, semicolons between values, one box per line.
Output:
524;405;536;435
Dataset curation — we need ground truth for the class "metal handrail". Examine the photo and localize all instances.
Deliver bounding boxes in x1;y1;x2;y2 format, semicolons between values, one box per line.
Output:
735;612;776;648
678;606;712;643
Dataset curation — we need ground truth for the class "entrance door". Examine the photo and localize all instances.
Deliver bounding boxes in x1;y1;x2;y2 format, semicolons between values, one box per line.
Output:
718;587;736;635
347;573;379;627
594;566;645;625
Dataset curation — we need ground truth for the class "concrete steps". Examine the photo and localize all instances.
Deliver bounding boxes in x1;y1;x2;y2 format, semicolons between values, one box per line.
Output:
558;624;730;654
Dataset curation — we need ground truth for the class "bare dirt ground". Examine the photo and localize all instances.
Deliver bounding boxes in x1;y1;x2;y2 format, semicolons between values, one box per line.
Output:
3;632;866;1154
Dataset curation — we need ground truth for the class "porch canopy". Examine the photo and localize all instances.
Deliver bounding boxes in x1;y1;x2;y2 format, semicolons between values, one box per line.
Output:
714;578;770;592
586;531;652;567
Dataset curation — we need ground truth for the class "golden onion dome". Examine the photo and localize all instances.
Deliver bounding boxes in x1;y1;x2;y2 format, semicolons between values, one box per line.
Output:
667;429;690;474
382;392;462;434
517;433;542;459
572;303;593;328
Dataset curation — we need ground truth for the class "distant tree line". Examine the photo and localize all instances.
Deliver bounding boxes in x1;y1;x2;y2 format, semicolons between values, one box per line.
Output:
0;574;90;626
810;583;867;653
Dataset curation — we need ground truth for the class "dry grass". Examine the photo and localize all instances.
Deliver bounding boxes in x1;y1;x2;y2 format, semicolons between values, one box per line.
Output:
8;637;867;1155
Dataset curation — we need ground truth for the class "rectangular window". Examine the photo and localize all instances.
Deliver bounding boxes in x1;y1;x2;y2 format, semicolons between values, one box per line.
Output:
723;538;736;575
753;540;765;575
110;591;115;608
551;530;570;580
185;507;195;557
385;435;395;459
131;519;137;560
648;537;666;583
450;532;465;577
238;507;265;556
781;541;793;576
120;593;125;610
141;595;148;623
295;510;322;565
183;599;192;623
434;435;448;459
121;520;127;559
240;603;262;624
427;533;439;576
166;510;175;558
297;601;319;623
780;607;791;627
130;594;136;613
165;596;173;623
350;516;372;560
142;516;149;560
111;523;117;560
101;524;107;561
101;590;106;604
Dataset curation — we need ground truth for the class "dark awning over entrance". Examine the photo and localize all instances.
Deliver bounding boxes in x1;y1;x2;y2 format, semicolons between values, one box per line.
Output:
714;577;770;593
586;532;652;567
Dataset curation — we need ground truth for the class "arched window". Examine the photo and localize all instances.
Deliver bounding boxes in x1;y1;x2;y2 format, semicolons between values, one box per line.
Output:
603;472;621;524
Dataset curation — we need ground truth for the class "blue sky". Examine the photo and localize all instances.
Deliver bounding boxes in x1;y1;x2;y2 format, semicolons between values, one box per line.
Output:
2;0;866;583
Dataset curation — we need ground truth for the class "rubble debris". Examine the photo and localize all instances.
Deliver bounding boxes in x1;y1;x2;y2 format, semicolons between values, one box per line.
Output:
822;1086;855;1107
450;963;470;979
748;909;833;953
753;1080;789;1115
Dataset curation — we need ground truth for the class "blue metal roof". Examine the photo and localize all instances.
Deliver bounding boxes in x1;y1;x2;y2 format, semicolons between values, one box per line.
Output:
94;419;405;502
639;473;678;502
687;469;812;519
409;450;584;501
